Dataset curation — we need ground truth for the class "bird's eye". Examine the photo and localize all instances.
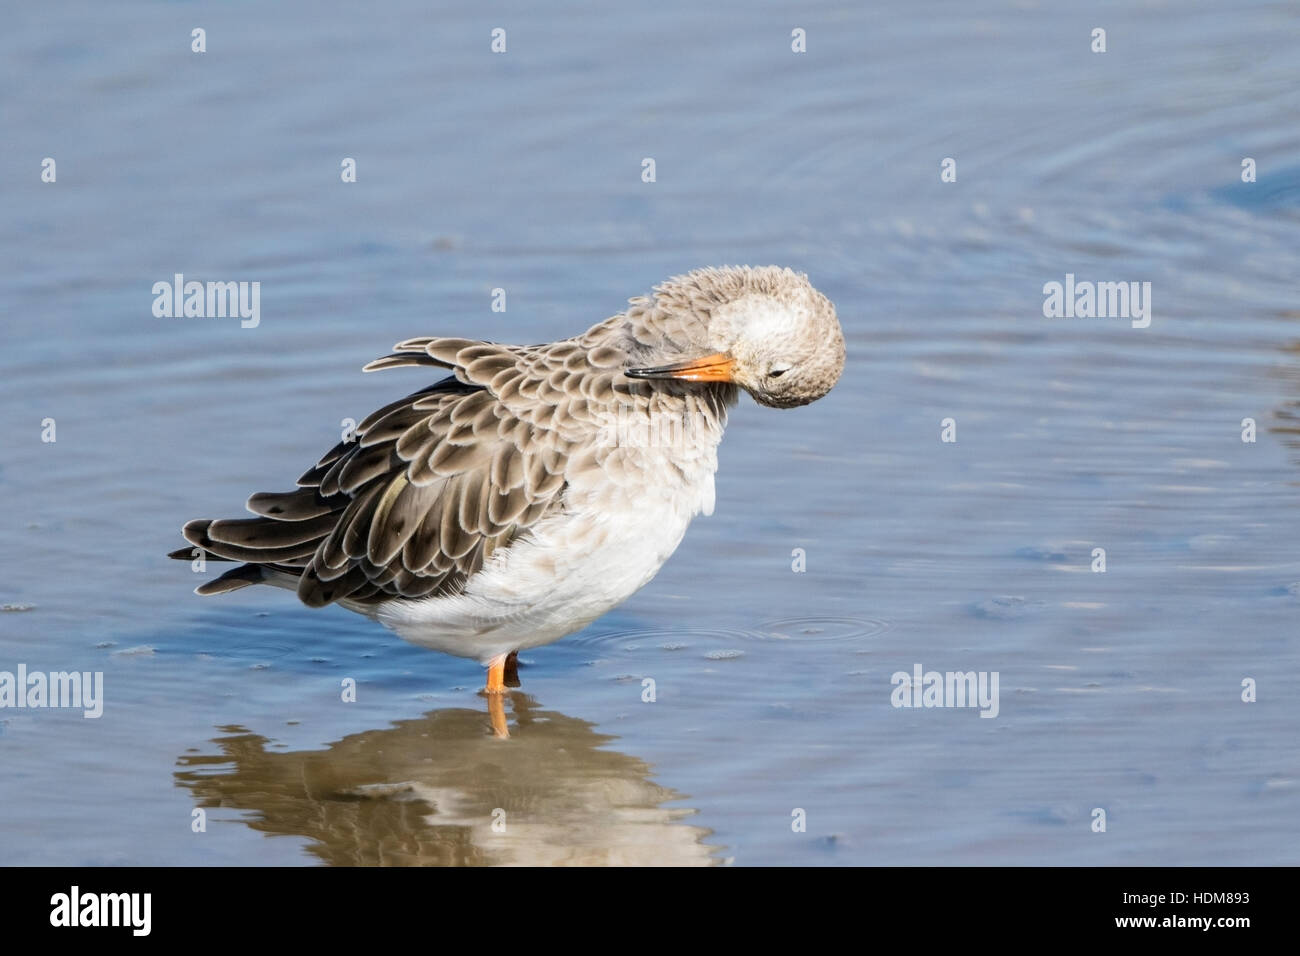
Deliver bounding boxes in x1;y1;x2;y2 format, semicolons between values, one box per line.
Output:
768;364;792;378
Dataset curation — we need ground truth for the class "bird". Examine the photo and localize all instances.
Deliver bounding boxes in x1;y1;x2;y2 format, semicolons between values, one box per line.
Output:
170;265;846;703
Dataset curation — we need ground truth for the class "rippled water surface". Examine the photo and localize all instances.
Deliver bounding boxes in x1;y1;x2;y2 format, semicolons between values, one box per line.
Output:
2;1;1298;865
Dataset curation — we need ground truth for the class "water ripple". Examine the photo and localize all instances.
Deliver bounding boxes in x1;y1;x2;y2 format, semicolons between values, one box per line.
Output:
571;616;892;652
757;616;894;645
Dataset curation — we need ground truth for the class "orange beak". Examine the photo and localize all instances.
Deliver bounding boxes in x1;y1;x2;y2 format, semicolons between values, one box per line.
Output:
625;352;737;383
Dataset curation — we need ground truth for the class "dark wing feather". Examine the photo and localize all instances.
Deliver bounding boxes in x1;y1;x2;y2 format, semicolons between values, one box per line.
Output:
173;349;576;608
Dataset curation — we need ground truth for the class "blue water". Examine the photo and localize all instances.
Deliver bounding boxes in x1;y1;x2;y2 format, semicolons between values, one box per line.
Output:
1;0;1298;864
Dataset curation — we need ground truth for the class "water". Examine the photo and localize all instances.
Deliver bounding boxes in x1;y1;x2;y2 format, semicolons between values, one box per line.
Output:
2;0;1298;865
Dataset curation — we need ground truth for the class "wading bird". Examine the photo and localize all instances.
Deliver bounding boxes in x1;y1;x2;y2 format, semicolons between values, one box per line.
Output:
171;266;845;730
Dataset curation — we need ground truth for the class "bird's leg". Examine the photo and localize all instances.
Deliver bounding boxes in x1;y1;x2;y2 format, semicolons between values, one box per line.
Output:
484;654;508;694
504;650;521;688
483;654;510;738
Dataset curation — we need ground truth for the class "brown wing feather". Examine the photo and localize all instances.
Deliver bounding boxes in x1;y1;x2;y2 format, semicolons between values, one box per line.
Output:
173;351;578;608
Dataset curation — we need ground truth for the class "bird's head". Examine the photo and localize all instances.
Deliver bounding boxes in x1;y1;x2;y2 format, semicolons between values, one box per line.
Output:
625;266;845;408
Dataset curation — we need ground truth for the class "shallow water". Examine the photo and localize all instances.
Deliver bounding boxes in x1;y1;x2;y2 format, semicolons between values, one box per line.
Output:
2;1;1298;865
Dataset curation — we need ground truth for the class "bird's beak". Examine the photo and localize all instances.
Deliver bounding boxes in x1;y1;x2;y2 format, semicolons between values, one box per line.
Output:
625;352;737;383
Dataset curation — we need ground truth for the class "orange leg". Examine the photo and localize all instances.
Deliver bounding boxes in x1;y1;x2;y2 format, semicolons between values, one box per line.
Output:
485;654;508;694
483;653;514;738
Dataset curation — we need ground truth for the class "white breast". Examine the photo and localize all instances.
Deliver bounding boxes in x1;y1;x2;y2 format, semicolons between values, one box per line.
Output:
376;455;718;664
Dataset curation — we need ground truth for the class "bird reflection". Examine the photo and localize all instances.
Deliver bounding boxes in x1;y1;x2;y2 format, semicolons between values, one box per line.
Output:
175;694;719;866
